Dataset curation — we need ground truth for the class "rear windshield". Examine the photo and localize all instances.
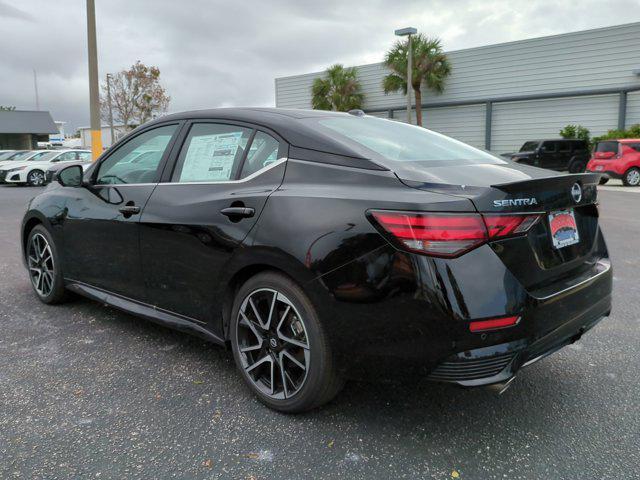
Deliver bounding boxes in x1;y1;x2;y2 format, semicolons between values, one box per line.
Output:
308;116;504;166
595;141;618;153
519;141;540;152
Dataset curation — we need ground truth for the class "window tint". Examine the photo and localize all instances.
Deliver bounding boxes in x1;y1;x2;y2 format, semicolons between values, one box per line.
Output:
520;141;540;152
557;142;571;152
241;131;280;178
309;116;503;165
96;124;177;185
572;141;586;151
595;141;618;154
172;123;252;183
541;142;556;153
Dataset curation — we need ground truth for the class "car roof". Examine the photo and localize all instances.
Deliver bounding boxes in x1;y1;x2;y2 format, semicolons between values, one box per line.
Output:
144;108;375;160
618;138;640;143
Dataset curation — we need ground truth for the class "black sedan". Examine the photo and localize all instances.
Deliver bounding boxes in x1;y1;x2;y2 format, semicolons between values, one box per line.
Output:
21;108;612;412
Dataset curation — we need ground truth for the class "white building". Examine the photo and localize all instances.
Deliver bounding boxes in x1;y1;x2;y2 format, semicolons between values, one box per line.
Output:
78;124;131;150
275;23;640;153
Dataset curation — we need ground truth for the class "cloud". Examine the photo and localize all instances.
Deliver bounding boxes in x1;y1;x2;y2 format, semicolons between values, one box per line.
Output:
1;0;639;131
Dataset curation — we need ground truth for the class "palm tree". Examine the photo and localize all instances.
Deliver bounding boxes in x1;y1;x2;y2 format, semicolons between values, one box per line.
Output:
311;64;364;112
382;35;451;126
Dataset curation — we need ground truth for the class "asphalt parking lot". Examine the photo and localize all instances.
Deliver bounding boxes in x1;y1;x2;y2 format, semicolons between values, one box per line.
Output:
1;184;638;480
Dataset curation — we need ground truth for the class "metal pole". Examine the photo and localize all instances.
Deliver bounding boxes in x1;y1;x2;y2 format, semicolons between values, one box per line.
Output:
407;34;413;124
86;0;102;160
33;69;40;110
106;73;115;147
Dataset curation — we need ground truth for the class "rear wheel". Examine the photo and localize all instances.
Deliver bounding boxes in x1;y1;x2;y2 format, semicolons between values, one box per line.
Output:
622;167;640;187
230;272;343;413
568;160;586;173
26;225;68;304
27;169;45;186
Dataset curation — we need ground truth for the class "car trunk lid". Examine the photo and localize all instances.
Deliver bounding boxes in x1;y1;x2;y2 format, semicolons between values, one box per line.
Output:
393;161;603;290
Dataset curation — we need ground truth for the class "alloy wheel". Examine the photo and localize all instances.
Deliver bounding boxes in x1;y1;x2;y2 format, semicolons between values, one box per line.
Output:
28;170;45;186
236;288;310;400
28;233;55;297
626;169;640;186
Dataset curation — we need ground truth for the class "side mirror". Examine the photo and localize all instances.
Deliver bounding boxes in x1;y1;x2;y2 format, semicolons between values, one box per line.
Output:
57;164;84;187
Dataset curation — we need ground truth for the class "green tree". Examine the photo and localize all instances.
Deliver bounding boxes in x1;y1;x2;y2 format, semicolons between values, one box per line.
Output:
311;64;364;111
383;35;451;126
559;124;591;146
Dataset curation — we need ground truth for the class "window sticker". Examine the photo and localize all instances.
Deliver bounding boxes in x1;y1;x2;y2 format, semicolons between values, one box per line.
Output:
180;132;243;182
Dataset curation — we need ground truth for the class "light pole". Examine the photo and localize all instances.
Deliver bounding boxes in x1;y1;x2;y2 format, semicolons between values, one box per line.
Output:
394;27;417;124
86;0;102;160
106;73;115;147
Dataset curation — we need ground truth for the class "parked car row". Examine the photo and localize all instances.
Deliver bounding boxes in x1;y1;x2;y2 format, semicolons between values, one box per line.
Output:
0;149;91;186
504;138;640;186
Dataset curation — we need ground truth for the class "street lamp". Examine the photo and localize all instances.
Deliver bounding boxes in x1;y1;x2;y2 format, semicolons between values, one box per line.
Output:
106;73;115;146
394;27;417;124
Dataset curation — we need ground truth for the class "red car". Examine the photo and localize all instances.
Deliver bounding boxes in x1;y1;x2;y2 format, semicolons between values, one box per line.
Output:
587;139;640;186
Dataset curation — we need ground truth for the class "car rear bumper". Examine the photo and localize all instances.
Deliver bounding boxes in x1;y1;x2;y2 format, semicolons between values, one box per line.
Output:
315;241;612;384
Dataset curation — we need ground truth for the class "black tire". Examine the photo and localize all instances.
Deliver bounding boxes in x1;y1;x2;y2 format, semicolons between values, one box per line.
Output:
622;167;640;187
599;177;609;185
568;160;586;173
230;271;343;413
26;225;68;304
27;169;45;187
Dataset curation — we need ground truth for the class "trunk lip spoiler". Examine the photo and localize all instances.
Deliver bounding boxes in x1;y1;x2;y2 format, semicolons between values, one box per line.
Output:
490;172;601;192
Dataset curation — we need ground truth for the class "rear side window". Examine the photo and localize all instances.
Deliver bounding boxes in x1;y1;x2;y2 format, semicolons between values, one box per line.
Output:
558;142;571;153
595;141;619;154
572;141;586;151
540;142;557;153
627;143;640;153
172;123;252;183
240;131;281;178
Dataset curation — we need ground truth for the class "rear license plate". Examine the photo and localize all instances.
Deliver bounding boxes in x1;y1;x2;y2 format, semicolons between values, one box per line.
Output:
549;209;580;249
595;166;604;171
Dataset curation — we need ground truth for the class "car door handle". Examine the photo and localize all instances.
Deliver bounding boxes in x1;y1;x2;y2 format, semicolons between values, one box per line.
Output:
119;205;141;215
220;207;255;218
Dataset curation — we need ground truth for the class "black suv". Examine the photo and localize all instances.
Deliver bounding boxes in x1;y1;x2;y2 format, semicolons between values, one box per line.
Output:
508;139;590;173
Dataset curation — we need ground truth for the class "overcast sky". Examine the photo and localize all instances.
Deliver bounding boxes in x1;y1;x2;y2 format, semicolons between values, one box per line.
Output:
2;0;640;131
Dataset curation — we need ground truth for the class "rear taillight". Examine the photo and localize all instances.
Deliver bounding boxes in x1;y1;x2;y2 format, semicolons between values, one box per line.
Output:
370;211;540;257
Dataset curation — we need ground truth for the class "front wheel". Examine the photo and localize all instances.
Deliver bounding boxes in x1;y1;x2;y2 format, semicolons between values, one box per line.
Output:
26;225;68;304
27;169;45;186
622;167;640;187
230;272;343;413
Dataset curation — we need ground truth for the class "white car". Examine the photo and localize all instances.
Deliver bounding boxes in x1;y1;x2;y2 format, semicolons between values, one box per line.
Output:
0;150;52;168
0;149;92;186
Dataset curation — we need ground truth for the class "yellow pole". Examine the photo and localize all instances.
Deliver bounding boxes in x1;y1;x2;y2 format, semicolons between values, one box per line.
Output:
86;0;102;160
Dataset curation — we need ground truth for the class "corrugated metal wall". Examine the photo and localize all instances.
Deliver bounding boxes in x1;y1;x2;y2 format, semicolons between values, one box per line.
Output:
492;95;620;153
275;23;640;153
627;91;640;127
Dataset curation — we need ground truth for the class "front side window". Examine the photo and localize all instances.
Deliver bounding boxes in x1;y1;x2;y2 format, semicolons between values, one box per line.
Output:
96;124;177;185
78;152;92;161
520;141;540;152
172;123;252;183
241;131;281;178
55;152;79;162
307;116;503;166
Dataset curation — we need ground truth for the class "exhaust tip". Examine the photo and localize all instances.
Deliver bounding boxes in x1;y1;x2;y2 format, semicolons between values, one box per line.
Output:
486;376;517;395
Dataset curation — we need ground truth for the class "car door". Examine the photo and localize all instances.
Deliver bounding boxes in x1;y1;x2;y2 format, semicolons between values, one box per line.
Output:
139;121;287;335
538;141;558;169
61;123;182;300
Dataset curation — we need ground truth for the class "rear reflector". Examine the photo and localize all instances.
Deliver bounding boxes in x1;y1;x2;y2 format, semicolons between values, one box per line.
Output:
370;211;540;257
469;316;520;332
